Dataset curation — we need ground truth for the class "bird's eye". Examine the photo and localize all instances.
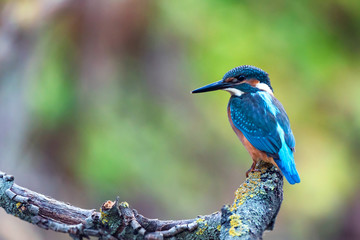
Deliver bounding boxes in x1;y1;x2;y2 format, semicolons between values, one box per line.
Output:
237;76;245;81
225;77;245;83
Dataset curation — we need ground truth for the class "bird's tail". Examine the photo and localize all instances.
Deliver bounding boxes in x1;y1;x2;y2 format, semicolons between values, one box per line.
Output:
274;144;300;185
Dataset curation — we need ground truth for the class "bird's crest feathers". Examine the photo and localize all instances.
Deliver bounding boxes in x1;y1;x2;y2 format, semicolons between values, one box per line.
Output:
222;65;273;91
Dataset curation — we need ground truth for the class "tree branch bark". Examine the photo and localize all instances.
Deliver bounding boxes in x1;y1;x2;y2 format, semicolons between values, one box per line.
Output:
0;161;283;240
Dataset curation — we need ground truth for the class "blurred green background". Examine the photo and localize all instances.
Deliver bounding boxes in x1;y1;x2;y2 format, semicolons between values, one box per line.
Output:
1;0;360;239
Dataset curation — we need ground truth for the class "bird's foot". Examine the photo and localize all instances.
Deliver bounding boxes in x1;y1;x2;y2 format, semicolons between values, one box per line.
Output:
245;161;260;177
245;168;261;178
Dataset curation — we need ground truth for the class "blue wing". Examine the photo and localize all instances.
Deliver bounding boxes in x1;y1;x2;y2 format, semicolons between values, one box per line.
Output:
229;94;282;155
230;92;299;184
229;92;295;154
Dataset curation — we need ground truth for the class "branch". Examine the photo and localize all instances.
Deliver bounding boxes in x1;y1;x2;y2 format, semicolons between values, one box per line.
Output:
0;161;282;239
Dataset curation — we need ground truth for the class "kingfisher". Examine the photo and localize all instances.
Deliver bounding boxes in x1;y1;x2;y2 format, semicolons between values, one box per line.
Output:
192;65;300;184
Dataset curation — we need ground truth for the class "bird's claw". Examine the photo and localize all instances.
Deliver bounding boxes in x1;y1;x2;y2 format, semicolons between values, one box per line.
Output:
246;164;260;178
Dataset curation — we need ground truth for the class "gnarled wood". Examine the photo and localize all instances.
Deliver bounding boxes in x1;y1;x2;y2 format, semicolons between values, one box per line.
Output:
0;161;283;240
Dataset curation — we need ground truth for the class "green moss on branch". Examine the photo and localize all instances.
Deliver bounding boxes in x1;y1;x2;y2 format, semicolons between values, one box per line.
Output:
0;161;283;240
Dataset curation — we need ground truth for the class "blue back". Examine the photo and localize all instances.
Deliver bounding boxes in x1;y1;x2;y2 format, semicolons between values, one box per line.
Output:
229;91;300;184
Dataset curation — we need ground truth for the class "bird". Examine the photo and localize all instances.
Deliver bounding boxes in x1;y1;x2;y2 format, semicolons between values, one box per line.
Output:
192;65;300;184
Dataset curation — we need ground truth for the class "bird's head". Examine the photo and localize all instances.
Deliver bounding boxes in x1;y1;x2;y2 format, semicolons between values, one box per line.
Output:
192;65;273;96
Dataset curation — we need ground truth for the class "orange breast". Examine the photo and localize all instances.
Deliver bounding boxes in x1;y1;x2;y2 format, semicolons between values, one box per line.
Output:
227;106;276;165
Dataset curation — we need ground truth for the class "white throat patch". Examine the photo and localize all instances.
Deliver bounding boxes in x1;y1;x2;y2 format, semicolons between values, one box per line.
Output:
256;83;273;95
224;88;244;96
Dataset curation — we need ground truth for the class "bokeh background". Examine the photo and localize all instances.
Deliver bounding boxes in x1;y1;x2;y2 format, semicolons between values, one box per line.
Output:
1;0;360;239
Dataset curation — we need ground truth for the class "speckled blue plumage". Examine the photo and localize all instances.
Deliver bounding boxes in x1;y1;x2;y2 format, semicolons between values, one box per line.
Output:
192;65;300;184
229;91;300;184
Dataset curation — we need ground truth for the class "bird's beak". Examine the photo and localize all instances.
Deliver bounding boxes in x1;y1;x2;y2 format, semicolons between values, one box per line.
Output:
192;80;228;94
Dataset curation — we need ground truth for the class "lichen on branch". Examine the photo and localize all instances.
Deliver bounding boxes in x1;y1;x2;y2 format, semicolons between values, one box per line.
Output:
221;161;283;239
0;161;283;240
